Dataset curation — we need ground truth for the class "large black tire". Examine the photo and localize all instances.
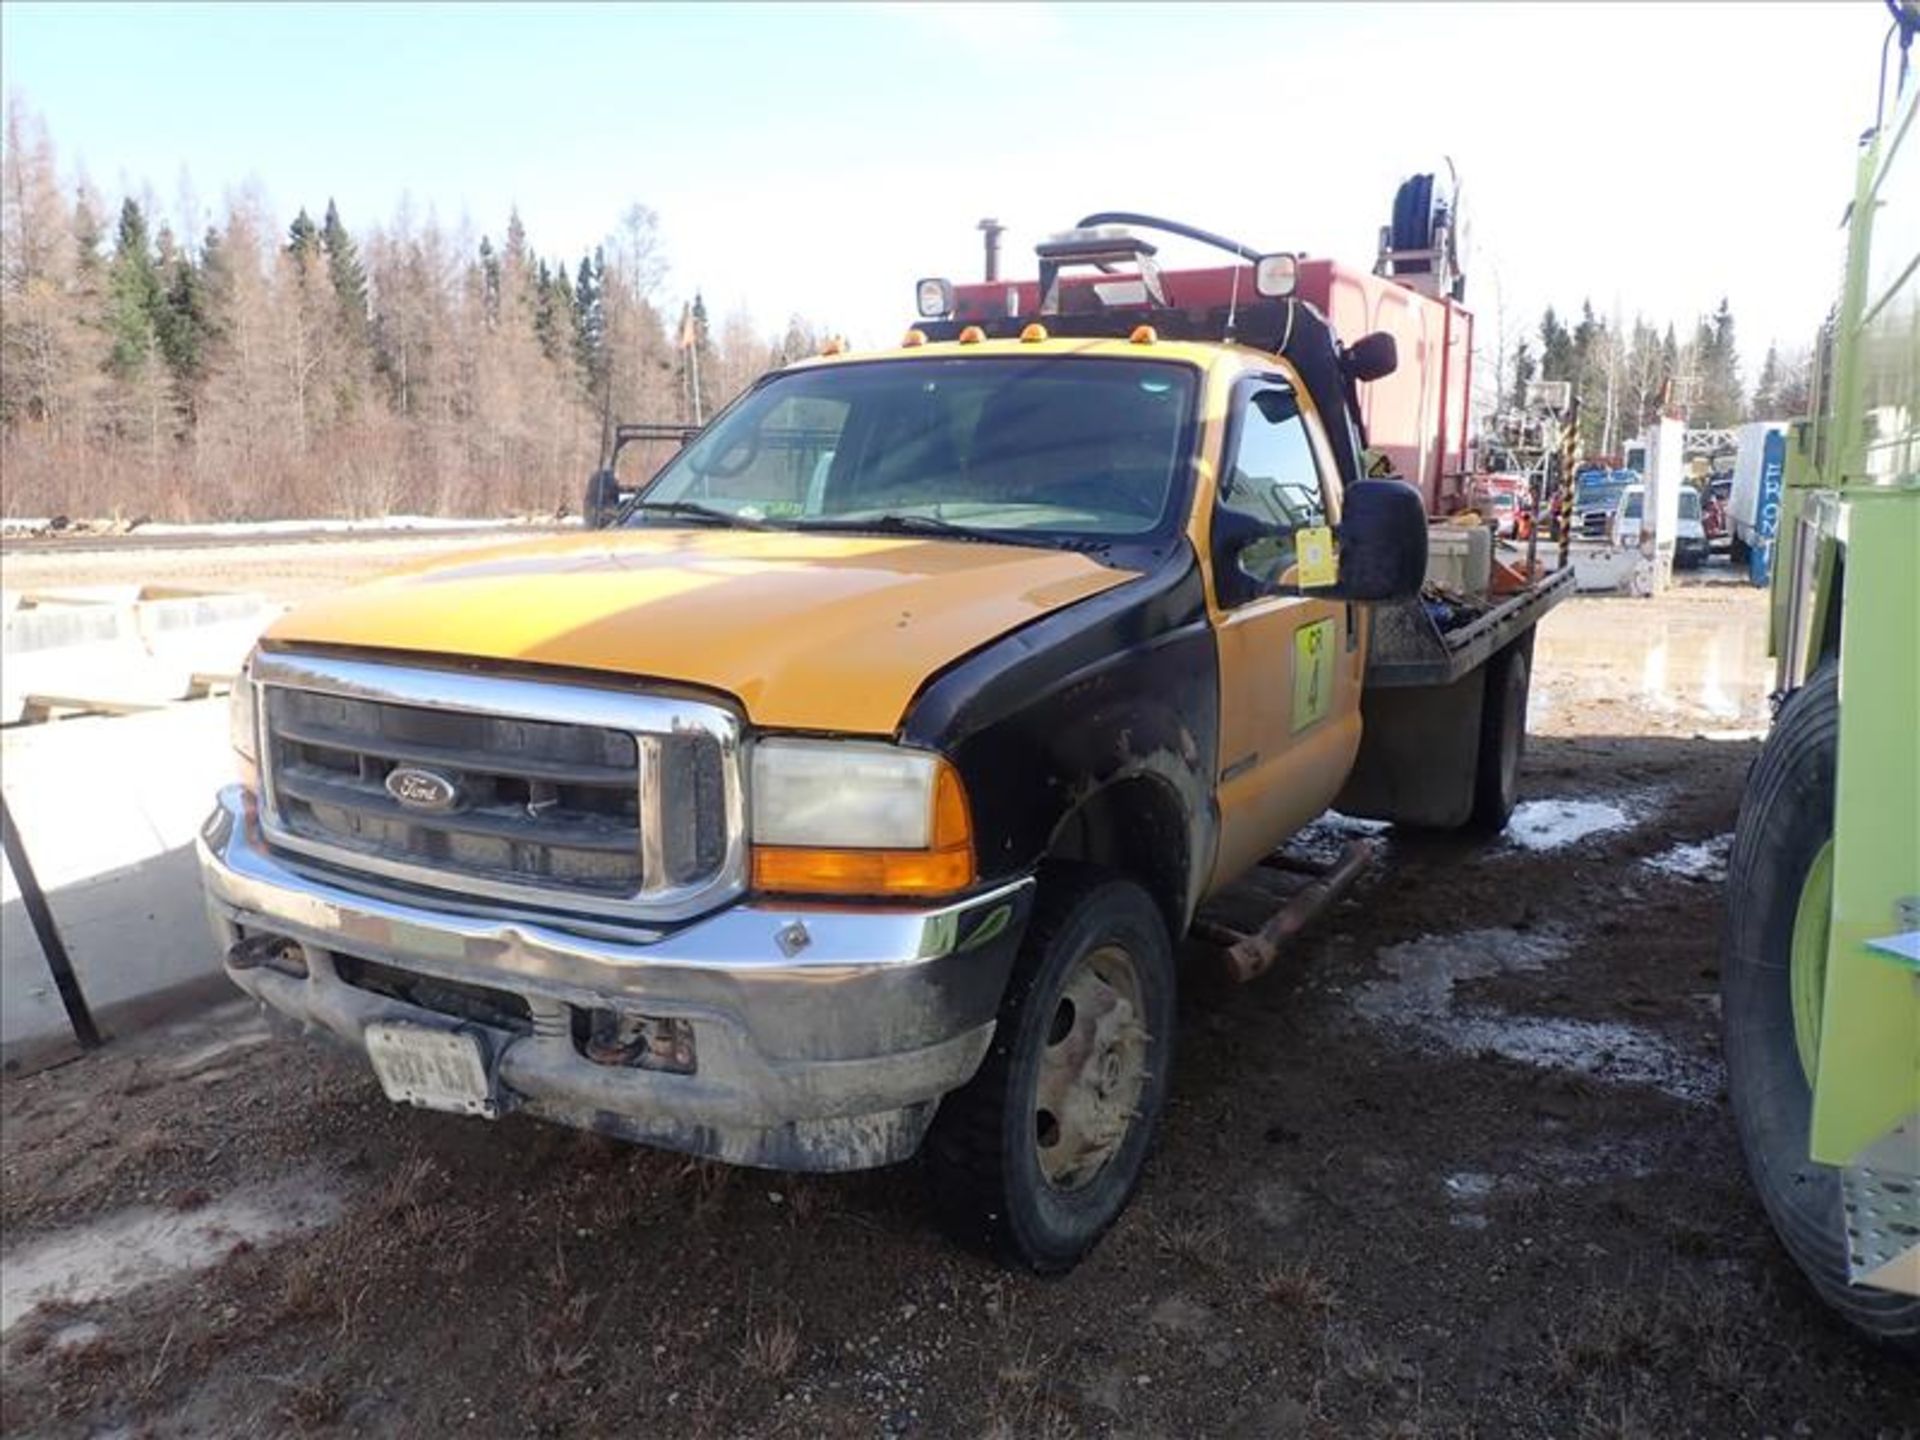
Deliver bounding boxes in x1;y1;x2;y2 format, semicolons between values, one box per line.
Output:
926;871;1175;1273
1391;174;1436;266
1724;665;1920;1346
1466;637;1531;834
1730;534;1752;565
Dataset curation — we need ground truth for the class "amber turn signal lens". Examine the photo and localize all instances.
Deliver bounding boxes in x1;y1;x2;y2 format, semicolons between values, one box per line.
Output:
752;758;976;899
752;843;974;898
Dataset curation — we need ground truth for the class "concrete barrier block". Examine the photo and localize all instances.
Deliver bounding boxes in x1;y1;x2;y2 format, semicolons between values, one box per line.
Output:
0;849;70;1057
0;702;236;1063
0;590;277;721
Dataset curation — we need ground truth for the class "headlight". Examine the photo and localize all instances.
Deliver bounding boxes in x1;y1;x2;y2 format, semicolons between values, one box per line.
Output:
750;739;974;898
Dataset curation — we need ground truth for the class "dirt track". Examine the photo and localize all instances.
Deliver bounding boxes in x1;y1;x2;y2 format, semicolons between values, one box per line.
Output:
0;528;571;604
2;553;1914;1438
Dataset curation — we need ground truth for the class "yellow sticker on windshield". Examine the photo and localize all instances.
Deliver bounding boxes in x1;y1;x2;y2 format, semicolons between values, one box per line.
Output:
1293;618;1335;731
1296;526;1337;588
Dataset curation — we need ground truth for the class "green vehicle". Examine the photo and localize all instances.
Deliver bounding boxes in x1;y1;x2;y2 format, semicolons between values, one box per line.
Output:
1724;2;1919;1345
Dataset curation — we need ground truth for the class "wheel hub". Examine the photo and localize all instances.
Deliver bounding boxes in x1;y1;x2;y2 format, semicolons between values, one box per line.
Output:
1789;838;1834;1084
1034;943;1149;1191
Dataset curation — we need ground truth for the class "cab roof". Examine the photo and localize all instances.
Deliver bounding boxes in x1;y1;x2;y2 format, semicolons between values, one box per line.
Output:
787;334;1267;373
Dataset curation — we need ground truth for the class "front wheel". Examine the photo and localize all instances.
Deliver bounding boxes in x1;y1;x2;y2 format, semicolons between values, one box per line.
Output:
1724;665;1920;1347
926;871;1175;1273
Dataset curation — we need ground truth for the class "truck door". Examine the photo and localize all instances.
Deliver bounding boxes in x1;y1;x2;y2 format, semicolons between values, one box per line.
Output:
1206;379;1367;890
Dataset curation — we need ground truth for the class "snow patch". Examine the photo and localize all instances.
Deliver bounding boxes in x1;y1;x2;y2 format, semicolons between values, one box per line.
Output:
164;1029;271;1077
130;515;540;538
1641;834;1732;883
1355;928;1573;1023
1503;798;1634;852
0;1174;343;1332
1432;1013;1719;1103
1353;927;1717;1104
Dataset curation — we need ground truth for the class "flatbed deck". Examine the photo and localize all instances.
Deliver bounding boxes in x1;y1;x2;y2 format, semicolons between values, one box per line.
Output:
1364;566;1575;688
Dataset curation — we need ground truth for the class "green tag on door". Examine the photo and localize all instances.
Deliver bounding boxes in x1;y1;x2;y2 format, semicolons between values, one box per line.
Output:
1293;618;1334;731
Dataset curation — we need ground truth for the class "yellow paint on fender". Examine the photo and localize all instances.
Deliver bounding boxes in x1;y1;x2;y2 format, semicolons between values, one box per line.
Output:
264;528;1137;733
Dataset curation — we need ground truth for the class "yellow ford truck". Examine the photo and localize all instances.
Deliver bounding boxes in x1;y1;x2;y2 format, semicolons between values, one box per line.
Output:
200;207;1568;1270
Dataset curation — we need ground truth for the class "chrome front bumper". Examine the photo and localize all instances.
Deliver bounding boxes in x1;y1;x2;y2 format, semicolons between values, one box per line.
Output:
196;786;1030;1170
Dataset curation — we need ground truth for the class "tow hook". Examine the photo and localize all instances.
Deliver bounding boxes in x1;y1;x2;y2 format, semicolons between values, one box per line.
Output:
227;932;309;978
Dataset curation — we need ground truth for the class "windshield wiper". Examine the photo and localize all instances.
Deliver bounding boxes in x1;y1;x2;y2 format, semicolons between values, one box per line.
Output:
621;499;773;530
790;512;1057;548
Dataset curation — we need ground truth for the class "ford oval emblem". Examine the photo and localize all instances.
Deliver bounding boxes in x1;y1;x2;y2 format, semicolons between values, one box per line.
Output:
385;765;462;813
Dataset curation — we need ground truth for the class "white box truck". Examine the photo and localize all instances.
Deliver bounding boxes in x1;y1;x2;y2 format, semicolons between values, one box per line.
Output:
1728;421;1789;562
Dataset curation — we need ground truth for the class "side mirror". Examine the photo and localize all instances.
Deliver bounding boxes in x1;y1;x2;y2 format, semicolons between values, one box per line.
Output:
1323;478;1426;602
1341;331;1398;384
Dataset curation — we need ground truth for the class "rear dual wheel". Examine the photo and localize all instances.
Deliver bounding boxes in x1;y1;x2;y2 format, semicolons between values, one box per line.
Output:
1467;638;1531;833
927;871;1175;1273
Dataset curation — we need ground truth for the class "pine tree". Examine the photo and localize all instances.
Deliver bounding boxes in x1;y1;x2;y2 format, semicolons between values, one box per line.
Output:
104;197;162;381
554;258;580;369
683;289;719;423
1572;300;1598;377
1774;345;1813;420
770;315;820;369
320;200;368;341
477;236;501;327
286;207;320;260
154;240;212;411
1508;338;1535;410
1538;306;1574;382
1750;343;1781;420
573;248;604;395
1689;298;1743;426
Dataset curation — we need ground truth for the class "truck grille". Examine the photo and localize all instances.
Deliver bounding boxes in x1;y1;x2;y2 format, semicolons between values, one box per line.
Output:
251;652;745;922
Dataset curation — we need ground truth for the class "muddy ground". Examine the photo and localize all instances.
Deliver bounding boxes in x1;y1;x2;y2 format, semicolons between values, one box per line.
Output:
2;565;1915;1438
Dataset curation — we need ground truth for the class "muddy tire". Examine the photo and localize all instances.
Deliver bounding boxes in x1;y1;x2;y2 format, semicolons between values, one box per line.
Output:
1724;665;1920;1347
1466;637;1531;834
925;870;1174;1274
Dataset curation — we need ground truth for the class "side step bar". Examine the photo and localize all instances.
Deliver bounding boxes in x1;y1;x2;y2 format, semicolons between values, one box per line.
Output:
1192;840;1375;984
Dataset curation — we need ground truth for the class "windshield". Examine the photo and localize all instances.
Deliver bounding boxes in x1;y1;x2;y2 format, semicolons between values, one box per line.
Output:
630;357;1199;545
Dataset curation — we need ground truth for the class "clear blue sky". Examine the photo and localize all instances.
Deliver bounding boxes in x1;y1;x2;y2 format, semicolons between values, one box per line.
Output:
2;1;1898;384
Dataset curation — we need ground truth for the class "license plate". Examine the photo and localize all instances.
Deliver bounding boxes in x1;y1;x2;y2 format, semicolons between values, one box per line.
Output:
365;1023;496;1118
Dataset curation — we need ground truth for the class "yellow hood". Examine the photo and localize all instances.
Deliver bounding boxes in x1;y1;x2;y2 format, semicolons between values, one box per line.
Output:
265;528;1137;733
